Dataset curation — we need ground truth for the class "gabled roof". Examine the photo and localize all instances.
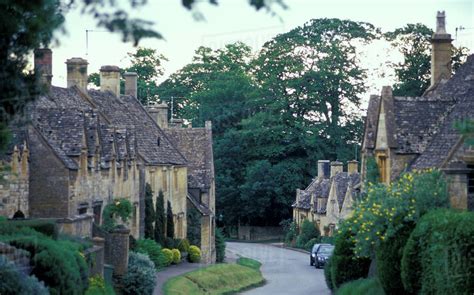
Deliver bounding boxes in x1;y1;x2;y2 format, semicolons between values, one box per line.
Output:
362;95;380;150
411;55;474;169
165;126;214;189
86;90;186;166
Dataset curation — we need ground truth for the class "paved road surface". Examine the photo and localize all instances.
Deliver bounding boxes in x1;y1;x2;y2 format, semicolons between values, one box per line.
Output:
226;242;331;295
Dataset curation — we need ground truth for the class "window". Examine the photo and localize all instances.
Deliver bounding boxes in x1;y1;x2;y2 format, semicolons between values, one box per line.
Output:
376;153;388;183
174;169;178;191
78;207;87;215
93;203;102;224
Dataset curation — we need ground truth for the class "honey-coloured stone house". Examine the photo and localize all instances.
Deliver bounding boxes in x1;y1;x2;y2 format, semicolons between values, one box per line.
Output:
0;49;216;263
292;160;361;236
361;12;474;210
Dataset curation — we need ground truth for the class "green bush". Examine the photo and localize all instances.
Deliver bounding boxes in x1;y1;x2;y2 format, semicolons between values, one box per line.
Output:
122;252;156;295
177;238;190;253
401;209;474;295
102;198;133;231
186;204;201;247
188;245;201;263
376;224;414;295
0;256;49;295
215;227;226;263
4;235;88;295
171;249;181;264
330;221;371;289
320;236;334;245
162;248;174;266
85;275;115;295
295;219;320;249
1;219;57;239
336;277;385;295
166;201;174;238
324;257;334;291
304;237;319;252
284;220;298;246
135;239;168;269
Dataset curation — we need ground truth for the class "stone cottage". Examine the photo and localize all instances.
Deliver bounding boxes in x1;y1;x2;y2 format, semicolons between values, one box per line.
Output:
361;12;474;210
293;160;360;236
1;49;216;262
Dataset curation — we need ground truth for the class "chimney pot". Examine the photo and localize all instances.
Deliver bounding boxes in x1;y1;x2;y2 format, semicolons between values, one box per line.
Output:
66;57;88;91
330;161;343;177
317;160;330;179
123;72;138;98
169;118;184;128
100;65;121;97
34;48;53;89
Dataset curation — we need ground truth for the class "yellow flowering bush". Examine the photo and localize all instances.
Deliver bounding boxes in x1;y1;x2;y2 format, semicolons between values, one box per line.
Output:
348;169;448;257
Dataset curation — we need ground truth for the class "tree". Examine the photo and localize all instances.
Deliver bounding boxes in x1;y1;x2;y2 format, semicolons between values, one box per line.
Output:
144;183;155;240
166;201;174;238
0;0;64;151
186;204;201;247
154;190;166;245
385;23;468;96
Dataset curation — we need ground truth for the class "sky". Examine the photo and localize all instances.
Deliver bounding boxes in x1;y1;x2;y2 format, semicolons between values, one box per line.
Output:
49;0;474;93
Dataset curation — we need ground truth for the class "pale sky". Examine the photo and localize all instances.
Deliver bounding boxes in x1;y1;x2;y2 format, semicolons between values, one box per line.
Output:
49;0;474;94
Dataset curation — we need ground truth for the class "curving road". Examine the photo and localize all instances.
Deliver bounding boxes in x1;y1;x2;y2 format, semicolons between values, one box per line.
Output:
226;242;331;295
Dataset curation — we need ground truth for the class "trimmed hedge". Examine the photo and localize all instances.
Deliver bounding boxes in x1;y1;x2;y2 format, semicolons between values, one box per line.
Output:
330;226;370;289
122;252;156;295
1;219;57;239
3;234;88;295
401;209;474;295
188;245;201;263
376;223;414;295
135;239;168;269
162;248;173;266
171;249;181;264
324;258;334;291
336;277;385;295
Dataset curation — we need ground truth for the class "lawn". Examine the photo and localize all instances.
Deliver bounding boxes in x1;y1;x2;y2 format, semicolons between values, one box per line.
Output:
163;258;264;295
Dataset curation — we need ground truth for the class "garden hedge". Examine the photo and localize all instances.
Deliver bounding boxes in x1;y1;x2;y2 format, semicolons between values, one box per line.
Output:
330;227;370;289
401;209;474;295
376;223;414;295
135;239;168;269
122;252;156;295
188;245;201;263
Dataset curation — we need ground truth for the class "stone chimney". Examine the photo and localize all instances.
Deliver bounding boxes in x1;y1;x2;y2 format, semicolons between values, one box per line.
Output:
169;118;184;128
66;58;88;91
317;160;330;179
348;160;359;174
330;161;343;177
147;103;168;129
124;72;137;98
430;11;452;87
34;48;53;89
100;66;121;97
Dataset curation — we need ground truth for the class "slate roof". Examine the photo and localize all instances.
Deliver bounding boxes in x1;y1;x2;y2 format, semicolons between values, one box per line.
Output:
164;127;214;190
87;90;186;166
411;55;474;169
27;86;186;167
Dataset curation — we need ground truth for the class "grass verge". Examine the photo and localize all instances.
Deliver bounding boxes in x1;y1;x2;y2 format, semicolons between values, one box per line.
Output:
163;258;264;295
335;277;385;295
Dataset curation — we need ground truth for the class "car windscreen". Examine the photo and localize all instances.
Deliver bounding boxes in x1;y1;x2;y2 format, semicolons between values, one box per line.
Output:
318;246;334;255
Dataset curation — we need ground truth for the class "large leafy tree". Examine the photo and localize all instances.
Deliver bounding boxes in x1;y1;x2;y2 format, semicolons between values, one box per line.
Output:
385;23;468;96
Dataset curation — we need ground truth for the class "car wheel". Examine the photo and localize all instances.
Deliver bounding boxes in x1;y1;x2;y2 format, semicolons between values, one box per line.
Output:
310;258;313;266
315;261;319;269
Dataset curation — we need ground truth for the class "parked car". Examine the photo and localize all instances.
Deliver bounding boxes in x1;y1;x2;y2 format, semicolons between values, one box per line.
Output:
310;243;330;266
314;245;334;269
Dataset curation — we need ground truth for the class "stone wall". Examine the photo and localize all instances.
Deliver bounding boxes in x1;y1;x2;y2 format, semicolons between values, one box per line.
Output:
28;127;70;218
56;214;93;238
238;225;284;241
145;165;188;239
0;151;29;218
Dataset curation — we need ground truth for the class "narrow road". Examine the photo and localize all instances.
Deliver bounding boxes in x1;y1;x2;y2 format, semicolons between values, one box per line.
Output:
227;242;331;295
